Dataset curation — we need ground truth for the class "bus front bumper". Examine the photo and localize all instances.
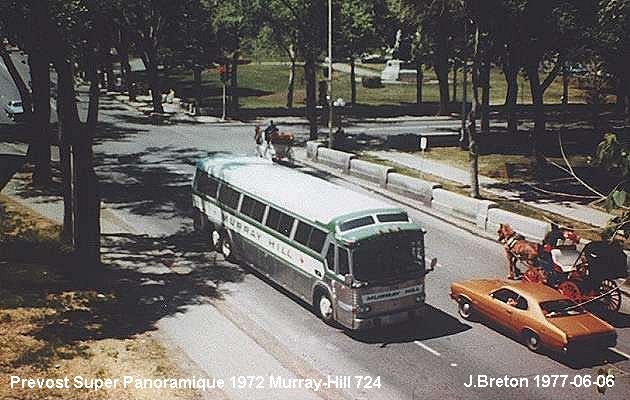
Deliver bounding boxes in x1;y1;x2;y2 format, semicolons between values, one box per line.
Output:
352;304;426;330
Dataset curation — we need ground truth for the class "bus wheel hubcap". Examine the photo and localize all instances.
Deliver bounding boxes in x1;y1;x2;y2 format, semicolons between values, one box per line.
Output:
319;297;332;319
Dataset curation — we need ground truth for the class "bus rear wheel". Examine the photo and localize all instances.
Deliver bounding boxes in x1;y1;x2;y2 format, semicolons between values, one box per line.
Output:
220;233;236;263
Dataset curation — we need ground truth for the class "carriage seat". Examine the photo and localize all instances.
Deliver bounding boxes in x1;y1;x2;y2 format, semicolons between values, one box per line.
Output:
550;248;581;272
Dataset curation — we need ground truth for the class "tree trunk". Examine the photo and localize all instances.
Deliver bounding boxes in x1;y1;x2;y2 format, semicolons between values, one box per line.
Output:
480;62;490;133
117;28;133;91
193;67;202;114
504;62;519;134
304;55;318;140
286;45;296;108
230;51;239;115
435;61;450;115
562;61;569;105
452;61;457;102
142;50;164;113
350;58;357;106
56;87;73;242
55;38;100;264
468;25;481;199
435;18;450;115
416;61;423;105
28;50;51;185
527;62;546;170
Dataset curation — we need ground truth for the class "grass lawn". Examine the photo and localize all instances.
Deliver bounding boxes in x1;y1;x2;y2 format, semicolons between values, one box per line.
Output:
151;61;589;111
0;195;202;400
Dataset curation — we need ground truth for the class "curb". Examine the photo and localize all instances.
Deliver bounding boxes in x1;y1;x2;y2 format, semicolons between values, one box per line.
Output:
294;152;498;244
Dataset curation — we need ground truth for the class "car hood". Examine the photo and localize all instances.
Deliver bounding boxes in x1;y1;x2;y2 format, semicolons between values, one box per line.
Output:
548;314;615;337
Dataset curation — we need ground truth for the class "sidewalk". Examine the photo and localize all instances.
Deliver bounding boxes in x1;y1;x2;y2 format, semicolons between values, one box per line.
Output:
367;150;613;228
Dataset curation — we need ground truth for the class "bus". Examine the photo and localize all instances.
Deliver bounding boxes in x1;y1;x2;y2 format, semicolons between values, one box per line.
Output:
192;154;436;330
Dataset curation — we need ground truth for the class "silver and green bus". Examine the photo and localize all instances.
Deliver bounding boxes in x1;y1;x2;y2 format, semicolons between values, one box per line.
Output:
192;154;436;330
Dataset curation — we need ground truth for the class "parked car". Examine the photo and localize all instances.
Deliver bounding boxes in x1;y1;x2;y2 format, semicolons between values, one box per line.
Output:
4;100;24;121
450;279;616;354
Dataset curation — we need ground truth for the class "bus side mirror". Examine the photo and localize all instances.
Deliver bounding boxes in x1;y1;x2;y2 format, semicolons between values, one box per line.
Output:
426;257;437;274
344;274;353;286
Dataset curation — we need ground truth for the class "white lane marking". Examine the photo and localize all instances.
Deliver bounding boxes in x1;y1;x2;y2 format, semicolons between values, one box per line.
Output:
450;363;457;367
610;347;630;359
414;340;441;357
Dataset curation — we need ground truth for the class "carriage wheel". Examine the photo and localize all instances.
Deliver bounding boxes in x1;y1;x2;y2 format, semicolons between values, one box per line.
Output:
523;268;546;284
558;281;582;302
598;279;622;313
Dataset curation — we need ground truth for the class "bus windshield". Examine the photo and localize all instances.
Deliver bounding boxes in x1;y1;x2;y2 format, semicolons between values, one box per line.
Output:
352;232;424;282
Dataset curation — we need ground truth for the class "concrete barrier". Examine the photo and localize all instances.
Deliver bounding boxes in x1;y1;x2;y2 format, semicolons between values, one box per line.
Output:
349;159;393;187
387;173;441;205
486;208;551;243
306;141;323;159
432;189;497;228
316;148;355;173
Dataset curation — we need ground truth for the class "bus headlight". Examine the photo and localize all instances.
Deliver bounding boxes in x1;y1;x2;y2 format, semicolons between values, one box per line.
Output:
357;304;371;314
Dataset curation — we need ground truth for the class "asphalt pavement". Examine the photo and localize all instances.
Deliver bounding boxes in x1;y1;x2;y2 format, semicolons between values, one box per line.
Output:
2;67;630;398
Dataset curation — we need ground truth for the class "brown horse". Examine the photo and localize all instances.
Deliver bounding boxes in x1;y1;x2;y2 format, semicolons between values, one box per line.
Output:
497;223;539;279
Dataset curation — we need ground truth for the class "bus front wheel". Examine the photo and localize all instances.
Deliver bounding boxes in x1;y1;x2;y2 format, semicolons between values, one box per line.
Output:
316;292;334;325
211;229;222;251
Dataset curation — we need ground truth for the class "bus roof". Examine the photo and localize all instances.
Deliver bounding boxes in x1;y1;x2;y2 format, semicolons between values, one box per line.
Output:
196;154;402;226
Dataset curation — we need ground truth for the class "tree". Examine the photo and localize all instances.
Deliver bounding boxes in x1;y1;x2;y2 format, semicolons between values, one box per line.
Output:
266;0;325;139
212;0;260;116
117;0;184;114
399;0;461;115
334;0;379;106
597;0;630;124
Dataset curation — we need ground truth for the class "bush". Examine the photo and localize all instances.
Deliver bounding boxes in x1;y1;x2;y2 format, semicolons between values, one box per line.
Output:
361;76;382;88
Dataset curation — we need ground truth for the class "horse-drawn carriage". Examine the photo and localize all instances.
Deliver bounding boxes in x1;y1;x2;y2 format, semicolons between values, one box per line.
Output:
498;224;628;312
255;123;295;164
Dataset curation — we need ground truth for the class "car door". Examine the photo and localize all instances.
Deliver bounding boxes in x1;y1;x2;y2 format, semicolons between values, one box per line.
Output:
488;288;520;331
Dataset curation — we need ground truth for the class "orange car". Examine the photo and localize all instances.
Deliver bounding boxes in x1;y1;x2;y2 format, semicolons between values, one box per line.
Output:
450;279;616;353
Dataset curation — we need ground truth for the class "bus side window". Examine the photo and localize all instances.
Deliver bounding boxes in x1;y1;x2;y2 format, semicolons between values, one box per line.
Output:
294;222;311;245
307;228;326;253
265;207;281;230
277;213;294;237
325;244;334;272
337;247;349;276
219;185;240;209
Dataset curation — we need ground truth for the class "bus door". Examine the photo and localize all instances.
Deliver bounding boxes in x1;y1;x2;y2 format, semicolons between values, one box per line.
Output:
327;243;354;326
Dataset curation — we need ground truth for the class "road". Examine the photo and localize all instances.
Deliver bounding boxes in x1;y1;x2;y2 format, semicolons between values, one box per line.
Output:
85;97;630;400
0;50;58;126
2;62;630;399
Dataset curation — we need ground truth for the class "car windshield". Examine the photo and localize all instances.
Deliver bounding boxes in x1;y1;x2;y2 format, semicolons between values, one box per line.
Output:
540;300;586;317
352;232;424;282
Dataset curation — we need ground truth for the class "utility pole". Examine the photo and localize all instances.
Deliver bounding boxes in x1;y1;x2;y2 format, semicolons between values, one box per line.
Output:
328;0;334;149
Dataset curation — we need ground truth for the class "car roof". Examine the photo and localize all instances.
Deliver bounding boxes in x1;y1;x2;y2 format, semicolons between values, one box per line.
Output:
499;281;567;302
